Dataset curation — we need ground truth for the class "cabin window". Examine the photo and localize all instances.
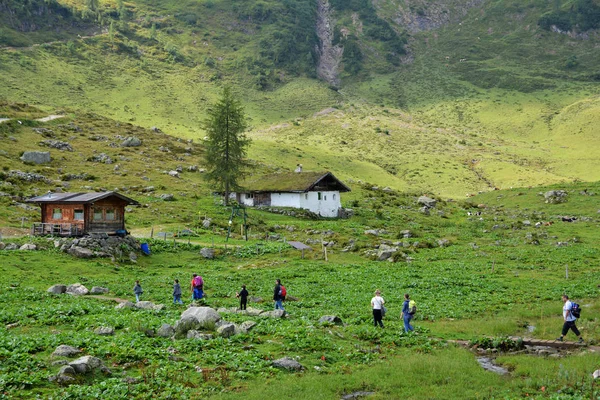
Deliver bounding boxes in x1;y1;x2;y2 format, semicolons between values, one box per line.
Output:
93;209;103;221
333;194;336;200
324;195;327;201
246;193;254;199
52;208;62;219
318;192;322;200
74;209;84;220
105;209;116;221
305;194;308;200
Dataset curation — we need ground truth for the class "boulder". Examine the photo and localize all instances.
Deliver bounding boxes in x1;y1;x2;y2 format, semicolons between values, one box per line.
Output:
121;137;142;147
134;301;159;310
4;243;18;250
437;239;451;248
156;324;175;338
175;307;221;336
94;327;115;336
115;301;135;309
200;247;215;259
237;321;257;334
319;315;343;325
544;190;568;204
377;244;397;261
216;323;236;338
68;246;94;259
593;370;600;379
66;283;89;296
51;345;81;358
202;218;211;229
168;170;179;178
249;296;263;303
0;242;5;250
417;196;437;208
90;286;109;295
58;365;76;376
245;307;265;316
21;151;51;164
186;330;214;340
47;284;67;294
272;357;304;371
69;356;104;374
19;243;37;251
159;194;174;201
419;206;431;215
262;309;286;319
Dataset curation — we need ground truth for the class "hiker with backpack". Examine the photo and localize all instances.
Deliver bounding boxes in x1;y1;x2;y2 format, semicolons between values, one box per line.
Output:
191;274;204;301
557;295;583;343
401;293;416;333
273;279;286;311
133;280;143;303
371;289;385;328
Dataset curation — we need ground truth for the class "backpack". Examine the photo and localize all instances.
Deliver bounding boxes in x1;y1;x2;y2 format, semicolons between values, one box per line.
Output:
571;302;581;319
408;300;417;315
193;276;204;288
279;285;287;300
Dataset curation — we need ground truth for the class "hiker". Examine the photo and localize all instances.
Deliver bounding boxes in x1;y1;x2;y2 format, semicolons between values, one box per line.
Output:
371;289;385;328
236;284;249;310
173;279;183;305
401;293;415;333
191;274;204;300
133;280;143;303
557;295;583;343
273;279;285;311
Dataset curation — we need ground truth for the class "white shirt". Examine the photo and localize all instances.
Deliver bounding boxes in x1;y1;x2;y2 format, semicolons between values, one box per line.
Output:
371;296;385;310
563;301;576;322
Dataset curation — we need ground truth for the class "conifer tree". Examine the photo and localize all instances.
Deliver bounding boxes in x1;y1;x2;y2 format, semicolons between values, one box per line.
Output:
202;87;250;206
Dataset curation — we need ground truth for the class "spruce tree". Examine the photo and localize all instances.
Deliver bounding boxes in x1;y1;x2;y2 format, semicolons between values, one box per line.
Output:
202;87;250;206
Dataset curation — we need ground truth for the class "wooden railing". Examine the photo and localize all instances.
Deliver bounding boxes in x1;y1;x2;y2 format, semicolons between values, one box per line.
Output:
31;222;85;237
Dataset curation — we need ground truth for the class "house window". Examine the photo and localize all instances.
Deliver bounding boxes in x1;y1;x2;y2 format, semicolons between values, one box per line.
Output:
333;194;336;200
305;194;308;200
105;209;115;221
93;209;103;221
74;209;84;220
318;192;322;200
52;208;62;219
324;195;327;201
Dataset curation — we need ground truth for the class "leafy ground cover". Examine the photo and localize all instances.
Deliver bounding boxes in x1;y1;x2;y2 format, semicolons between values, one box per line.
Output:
1;179;599;398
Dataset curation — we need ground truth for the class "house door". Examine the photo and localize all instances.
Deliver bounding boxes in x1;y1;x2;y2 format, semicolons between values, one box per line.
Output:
255;193;271;206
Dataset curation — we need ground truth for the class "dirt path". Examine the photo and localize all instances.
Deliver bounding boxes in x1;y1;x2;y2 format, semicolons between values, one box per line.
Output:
87;295;129;304
36;115;65;122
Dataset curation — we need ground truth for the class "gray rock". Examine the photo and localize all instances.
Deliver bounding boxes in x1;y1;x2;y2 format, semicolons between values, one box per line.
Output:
142;186;155;193
0;242;5;250
175;307;221;336
134;301;157;310
200;247;215;259
52;345;81;358
68;246;94;259
364;229;387;236
115;301;135;309
593;370;600;379
47;284;67;294
188;165;198;172
237;321;257;334
437;239;450;248
21;151;51;164
19;243;37;251
4;243;18;250
157;324;175;338
419;206;431;215
202;218;211;229
216;323;236;338
168;170;179;178
58;365;76;376
90;286;109;295
159;194;174;201
40;140;73;151
121;137;142;147
94;327;115;336
88;153;113;164
186;330;214;340
51;360;69;366
272;357;304;371
400;230;412;238
377;244;397;261
69;356;104;374
249;296;263;303
544;190;568;204
66;283;89;296
417;196;437;208
245;307;265;316
262;309;286;319
319;315;343;325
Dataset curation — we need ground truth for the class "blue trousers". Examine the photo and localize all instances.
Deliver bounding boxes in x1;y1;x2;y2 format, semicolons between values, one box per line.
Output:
173;295;183;304
135;294;141;302
275;299;284;310
403;314;414;333
193;288;204;300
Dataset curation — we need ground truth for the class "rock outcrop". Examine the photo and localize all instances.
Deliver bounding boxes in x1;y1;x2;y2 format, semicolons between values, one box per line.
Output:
315;0;343;88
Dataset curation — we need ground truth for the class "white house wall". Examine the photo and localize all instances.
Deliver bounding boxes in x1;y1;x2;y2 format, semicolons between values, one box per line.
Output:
298;191;341;217
270;192;301;208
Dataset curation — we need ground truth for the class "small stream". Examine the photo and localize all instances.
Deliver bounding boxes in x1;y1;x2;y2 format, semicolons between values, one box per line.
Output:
477;357;509;375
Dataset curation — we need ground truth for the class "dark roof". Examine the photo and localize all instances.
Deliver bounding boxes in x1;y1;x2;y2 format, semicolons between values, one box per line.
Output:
241;171;350;193
26;191;140;205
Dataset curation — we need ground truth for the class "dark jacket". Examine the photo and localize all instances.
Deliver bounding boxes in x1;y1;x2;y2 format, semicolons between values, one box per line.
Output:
134;284;143;295
239;288;248;300
273;284;281;301
173;283;182;296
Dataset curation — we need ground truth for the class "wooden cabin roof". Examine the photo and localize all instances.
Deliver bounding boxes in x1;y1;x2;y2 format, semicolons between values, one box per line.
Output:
26;191;140;205
241;172;351;193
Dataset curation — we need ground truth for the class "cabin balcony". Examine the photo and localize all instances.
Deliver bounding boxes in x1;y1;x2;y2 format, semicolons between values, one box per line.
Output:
31;222;85;237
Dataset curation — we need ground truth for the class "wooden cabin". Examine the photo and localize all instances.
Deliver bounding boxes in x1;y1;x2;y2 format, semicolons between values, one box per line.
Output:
26;191;139;236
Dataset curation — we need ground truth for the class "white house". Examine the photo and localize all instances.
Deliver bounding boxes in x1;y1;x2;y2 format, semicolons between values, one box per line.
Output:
232;171;351;217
